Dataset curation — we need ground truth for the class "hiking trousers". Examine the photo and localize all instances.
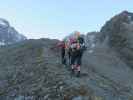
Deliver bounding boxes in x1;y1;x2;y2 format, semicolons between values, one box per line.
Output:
71;50;83;66
61;47;66;64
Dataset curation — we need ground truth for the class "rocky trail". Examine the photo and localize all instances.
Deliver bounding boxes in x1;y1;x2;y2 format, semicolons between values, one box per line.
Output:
0;40;132;100
35;43;133;100
0;39;133;100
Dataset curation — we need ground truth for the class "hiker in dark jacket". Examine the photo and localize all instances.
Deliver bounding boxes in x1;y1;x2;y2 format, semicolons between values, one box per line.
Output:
70;34;86;77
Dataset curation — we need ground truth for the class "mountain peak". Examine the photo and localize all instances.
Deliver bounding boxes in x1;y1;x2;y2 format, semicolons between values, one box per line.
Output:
120;10;129;15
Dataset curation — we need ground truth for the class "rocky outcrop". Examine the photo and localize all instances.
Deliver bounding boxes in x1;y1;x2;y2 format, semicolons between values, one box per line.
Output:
85;32;100;53
99;11;133;68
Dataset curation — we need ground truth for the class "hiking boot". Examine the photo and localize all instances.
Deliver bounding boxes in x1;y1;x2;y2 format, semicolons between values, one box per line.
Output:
62;58;66;65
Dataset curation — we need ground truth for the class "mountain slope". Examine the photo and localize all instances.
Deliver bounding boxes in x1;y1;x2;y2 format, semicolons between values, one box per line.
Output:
83;11;133;99
0;38;133;100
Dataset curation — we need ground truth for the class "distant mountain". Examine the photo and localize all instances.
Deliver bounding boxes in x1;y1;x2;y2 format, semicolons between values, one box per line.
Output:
0;18;26;46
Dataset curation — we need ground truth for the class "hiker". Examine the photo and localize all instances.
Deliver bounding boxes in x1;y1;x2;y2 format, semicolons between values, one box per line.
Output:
57;41;66;65
66;37;76;65
63;35;77;65
69;32;86;77
61;31;86;77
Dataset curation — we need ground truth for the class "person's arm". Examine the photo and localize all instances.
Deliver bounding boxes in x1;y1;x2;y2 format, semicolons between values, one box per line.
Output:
50;42;62;50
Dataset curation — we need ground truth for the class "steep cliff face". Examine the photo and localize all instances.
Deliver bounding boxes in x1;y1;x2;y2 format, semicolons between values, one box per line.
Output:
99;11;133;67
0;18;26;46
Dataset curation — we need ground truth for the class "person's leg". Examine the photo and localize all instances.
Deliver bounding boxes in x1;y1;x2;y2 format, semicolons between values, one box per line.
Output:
76;52;83;77
71;52;76;73
71;56;74;69
67;50;70;65
61;48;66;64
68;48;72;65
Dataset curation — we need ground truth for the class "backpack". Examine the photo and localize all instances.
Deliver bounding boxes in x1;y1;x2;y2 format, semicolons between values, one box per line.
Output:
63;34;77;49
77;36;86;51
63;32;86;51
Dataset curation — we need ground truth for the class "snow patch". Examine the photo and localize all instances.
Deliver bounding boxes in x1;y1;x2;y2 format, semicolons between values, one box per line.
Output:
91;43;95;48
0;19;9;27
15;34;25;42
88;49;93;53
128;15;132;21
130;21;133;25
0;20;6;26
0;41;5;46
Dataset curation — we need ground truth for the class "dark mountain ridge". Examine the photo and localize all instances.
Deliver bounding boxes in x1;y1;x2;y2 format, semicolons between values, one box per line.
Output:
99;11;133;68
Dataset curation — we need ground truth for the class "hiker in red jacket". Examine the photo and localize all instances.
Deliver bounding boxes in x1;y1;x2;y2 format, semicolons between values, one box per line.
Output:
57;41;66;65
